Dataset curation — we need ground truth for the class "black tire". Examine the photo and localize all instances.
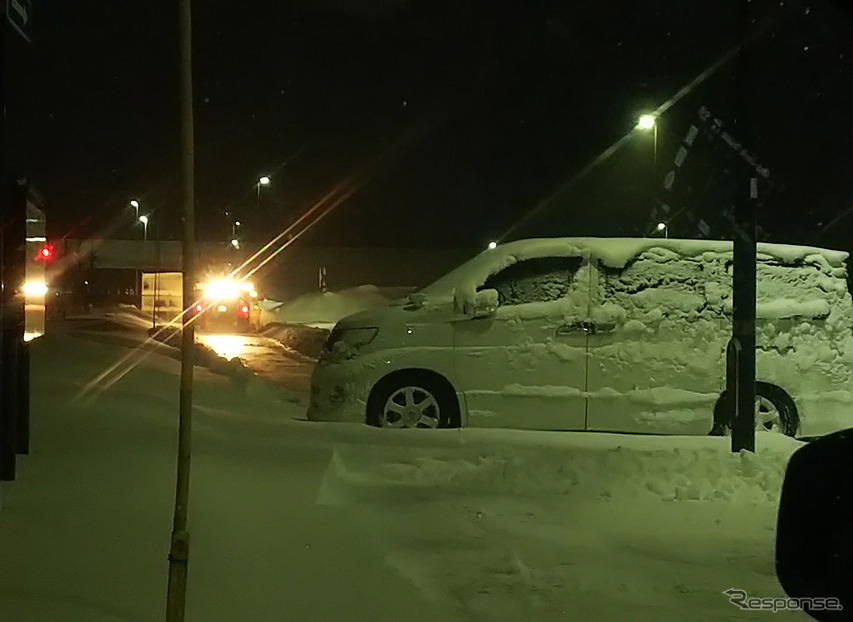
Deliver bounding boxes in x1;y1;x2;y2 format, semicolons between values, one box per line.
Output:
366;372;461;429
710;381;799;437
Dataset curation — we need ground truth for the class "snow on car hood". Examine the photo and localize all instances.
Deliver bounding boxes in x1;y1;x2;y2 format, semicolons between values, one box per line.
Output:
419;237;849;300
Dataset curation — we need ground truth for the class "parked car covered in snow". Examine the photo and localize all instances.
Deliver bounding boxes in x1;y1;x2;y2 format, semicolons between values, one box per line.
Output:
307;238;853;438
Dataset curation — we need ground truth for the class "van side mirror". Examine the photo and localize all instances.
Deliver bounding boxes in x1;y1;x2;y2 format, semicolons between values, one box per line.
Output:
456;288;498;318
776;428;853;620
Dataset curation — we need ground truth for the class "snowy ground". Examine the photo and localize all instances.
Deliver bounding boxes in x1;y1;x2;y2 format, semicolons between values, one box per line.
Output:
0;329;811;621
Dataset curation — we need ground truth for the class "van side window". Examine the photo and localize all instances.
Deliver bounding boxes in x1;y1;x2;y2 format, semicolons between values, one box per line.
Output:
480;257;582;306
602;257;704;313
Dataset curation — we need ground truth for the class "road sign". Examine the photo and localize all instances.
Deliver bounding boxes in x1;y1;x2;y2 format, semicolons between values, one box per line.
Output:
6;0;32;43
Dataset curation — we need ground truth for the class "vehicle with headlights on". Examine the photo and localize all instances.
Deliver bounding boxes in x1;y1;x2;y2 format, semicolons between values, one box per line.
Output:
194;278;260;333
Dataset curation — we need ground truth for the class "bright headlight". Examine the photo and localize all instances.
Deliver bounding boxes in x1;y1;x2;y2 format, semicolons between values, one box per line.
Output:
205;279;239;299
22;280;48;297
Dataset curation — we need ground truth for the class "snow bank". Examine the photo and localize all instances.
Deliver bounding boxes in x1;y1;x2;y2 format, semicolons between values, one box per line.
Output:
259;285;395;329
319;429;801;505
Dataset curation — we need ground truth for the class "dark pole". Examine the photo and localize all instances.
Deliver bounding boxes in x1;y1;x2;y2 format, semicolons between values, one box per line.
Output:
165;0;196;619
730;0;757;453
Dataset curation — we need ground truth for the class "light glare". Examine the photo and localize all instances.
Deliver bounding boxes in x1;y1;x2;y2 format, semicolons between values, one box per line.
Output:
638;114;656;130
22;280;48;296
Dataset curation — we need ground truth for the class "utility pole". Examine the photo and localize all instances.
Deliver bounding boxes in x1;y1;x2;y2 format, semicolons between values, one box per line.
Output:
730;0;757;453
165;0;196;619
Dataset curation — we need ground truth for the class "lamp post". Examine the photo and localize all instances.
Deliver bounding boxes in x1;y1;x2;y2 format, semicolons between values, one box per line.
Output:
139;215;149;242
130;199;140;220
638;114;659;217
657;222;668;239
637;114;658;171
231;220;240;238
257;176;270;209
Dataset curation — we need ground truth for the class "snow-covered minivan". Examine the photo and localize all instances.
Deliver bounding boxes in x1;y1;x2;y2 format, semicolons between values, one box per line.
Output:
307;238;853;438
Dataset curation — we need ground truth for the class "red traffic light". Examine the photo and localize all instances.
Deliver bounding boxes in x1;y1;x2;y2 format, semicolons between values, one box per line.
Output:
37;244;54;261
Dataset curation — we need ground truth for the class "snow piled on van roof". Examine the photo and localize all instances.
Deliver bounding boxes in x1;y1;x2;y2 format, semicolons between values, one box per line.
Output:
494;237;849;269
422;237;849;296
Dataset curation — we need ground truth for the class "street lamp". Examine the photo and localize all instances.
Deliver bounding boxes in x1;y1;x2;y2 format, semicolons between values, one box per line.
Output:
488;241;497;250
637;113;658;170
130;199;140;219
231;220;241;238
139;215;149;241
657;221;668;239
230;238;240;249
257;176;270;209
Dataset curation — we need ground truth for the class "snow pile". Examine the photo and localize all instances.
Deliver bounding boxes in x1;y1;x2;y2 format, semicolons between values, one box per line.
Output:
319;430;800;505
316;428;805;621
259;285;395;329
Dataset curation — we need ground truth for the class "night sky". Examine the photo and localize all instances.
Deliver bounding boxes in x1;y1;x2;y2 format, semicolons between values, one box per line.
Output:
7;0;853;252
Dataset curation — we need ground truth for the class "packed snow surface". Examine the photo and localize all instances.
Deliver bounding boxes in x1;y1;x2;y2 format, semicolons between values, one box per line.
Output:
0;330;810;621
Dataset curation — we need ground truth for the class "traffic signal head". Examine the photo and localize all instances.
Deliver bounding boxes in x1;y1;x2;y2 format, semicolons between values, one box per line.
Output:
37;244;54;261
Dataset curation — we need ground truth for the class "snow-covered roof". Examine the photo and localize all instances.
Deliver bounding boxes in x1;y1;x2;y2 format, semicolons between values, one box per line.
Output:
422;237;849;296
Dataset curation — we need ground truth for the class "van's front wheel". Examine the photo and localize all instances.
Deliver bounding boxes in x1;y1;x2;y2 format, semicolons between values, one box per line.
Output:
711;382;799;437
367;372;460;429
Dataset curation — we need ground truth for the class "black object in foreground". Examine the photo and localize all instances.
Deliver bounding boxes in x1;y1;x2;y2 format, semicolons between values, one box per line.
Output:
776;429;853;621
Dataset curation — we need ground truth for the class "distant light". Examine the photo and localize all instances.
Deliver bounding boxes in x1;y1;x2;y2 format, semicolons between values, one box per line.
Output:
195;304;203;312
139;215;149;224
638;114;656;130
258;176;271;186
217;304;228;312
488;241;497;250
657;222;667;231
234;220;241;226
130;199;140;209
241;305;250;314
40;245;52;259
249;290;258;298
22;280;48;296
230;238;240;248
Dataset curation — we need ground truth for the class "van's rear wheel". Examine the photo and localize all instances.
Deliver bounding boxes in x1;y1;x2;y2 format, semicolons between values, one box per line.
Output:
711;382;799;437
367;373;460;429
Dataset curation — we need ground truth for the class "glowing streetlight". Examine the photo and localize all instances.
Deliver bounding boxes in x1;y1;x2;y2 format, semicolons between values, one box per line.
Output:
230;238;240;249
657;222;668;239
488;241;497;250
257;176;271;209
139;214;149;241
637;114;656;130
638;113;659;209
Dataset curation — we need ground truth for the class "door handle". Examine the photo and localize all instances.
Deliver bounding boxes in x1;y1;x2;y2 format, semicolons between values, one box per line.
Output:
594;322;617;334
555;321;593;336
555;321;617;336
